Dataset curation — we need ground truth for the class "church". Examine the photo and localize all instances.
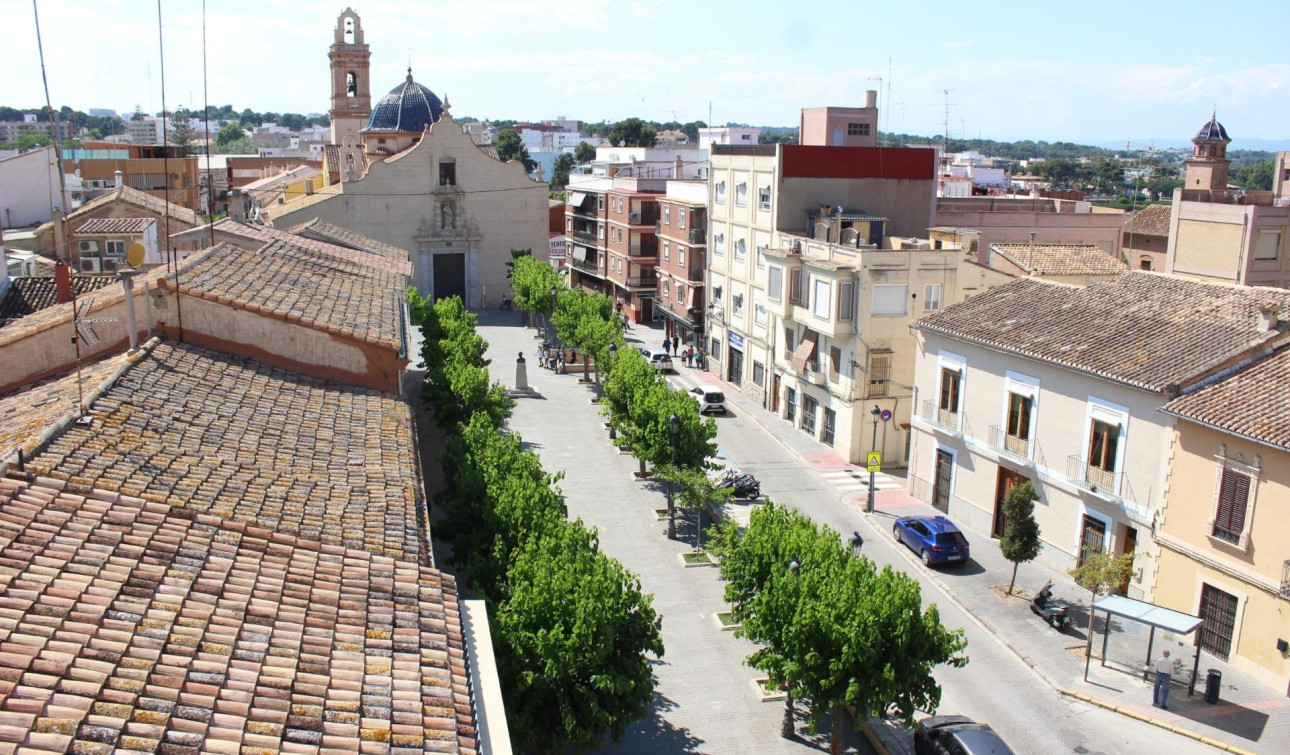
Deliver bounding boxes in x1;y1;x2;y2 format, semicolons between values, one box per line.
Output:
267;8;549;306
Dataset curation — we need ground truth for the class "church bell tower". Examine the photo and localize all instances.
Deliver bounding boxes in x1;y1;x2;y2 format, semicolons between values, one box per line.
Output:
1184;113;1232;194
329;8;371;145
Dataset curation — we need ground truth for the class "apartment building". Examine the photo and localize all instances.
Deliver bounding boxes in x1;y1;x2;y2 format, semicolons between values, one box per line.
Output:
605;181;663;322
799;91;879;147
565;176;611;297
907;273;1290;599
934;195;1127;259
656;180;708;348
1157;346;1290;692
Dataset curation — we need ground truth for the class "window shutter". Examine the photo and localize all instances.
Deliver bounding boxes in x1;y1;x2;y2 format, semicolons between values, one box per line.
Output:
1218;468;1250;532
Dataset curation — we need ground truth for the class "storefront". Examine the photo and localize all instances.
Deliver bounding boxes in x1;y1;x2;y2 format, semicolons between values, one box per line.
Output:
727;330;746;385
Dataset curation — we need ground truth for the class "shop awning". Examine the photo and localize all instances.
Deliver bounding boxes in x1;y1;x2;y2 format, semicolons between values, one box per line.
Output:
568;191;588;207
791;329;818;373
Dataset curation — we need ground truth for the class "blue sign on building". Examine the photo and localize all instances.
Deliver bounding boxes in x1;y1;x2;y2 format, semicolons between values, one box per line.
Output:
728;331;746;350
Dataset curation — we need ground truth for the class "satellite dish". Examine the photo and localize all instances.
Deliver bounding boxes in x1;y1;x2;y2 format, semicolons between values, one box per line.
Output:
126;242;146;269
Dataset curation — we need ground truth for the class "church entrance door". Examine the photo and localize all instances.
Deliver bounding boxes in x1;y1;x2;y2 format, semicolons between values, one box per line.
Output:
433;253;466;302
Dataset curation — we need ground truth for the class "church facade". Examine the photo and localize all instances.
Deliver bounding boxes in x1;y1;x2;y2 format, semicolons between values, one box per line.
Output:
271;8;549;306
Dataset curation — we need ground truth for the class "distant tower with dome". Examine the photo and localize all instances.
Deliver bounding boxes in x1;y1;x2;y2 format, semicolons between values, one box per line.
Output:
361;68;445;155
1184;113;1232;193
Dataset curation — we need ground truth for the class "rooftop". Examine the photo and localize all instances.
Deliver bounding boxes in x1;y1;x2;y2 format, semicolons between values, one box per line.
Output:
1122;203;1172;238
914;273;1290;392
193;219;411;276
1163;345;1290;450
21;341;427;562
989;243;1129;277
74;218;157;235
0;351;134;460
38;185;201;233
287;219;412;263
0;474;477;754
0;274;117;327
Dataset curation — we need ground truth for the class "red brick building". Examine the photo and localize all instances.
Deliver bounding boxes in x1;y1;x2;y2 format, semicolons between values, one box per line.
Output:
655;181;708;349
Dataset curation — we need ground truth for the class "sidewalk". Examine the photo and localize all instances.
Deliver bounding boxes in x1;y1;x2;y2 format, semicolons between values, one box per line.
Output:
643;327;1289;755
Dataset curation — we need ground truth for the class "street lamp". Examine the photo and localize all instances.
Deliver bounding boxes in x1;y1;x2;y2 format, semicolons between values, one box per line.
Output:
667;413;680;540
782;558;801;739
548;283;558;343
867;404;881;513
606;343;618;438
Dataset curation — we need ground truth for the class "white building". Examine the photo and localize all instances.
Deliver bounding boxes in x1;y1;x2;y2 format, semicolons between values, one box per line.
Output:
0;147;80;228
698;126;762;150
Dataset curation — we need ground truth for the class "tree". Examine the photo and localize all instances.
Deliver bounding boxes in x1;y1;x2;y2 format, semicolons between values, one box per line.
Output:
494;518;663;754
550;152;574;188
574;141;596;163
509;254;562;332
607;118;657;148
216;136;255;155
999;482;1042;595
1068;549;1136;599
494;128;536;172
61;139;83;150
82;128;103;141
1235;161;1275;191
708;502;967;750
216;123;247;150
680;120;706;143
131;105;145;122
654;464;732;551
168;115;195;152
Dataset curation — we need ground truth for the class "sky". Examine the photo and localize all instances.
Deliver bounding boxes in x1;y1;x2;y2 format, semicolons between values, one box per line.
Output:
6;0;1290;148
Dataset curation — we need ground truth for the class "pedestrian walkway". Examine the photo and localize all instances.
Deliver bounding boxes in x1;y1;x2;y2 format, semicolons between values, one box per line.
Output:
641;326;1290;754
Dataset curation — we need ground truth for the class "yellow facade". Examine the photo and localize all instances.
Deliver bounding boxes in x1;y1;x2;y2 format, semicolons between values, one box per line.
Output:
1155;421;1290;692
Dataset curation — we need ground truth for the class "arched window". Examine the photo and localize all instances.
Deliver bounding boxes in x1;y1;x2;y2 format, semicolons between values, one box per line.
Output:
344;18;355;41
347;72;357;96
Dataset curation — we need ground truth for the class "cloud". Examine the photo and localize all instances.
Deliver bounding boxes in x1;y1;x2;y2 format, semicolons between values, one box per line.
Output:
941;40;973;50
628;1;665;19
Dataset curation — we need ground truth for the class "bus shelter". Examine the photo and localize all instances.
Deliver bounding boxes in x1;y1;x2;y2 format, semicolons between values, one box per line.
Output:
1084;594;1204;695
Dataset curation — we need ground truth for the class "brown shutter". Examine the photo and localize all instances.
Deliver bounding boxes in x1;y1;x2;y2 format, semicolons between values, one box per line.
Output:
1218;469;1250;532
829;346;841;380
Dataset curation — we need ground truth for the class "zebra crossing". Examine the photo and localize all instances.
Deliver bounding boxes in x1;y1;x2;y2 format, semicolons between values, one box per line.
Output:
816;466;906;494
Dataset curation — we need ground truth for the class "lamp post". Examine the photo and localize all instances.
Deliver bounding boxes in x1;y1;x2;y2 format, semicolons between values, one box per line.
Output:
868;404;880;513
781;558;801;739
606;343;618;438
667;413;680;540
548;283;558;343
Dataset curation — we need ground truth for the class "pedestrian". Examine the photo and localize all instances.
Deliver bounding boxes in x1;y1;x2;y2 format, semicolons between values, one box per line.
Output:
672;335;680;356
685;346;694;367
1153;649;1173;709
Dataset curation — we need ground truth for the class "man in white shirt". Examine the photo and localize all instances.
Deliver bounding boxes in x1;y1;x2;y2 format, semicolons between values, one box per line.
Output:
1153;649;1173;709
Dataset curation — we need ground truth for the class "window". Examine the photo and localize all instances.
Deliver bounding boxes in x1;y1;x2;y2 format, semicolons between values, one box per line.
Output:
1198;584;1239;661
735;183;748;206
767;266;783;302
752;361;765;387
868;351;891;397
871;284;908;315
790;269;807;306
735;238;746;260
847;122;871;136
663;280;671;298
679;248;686;266
662;242;670;261
1007;393;1032;441
741;134;752;141
838;282;854;321
663;206;671;225
783;326;795;358
1254;230;1281;261
1088;420;1119;482
715;181;726;203
756;245;767;268
786;387;797;422
598;195;605;210
679;209;686;229
801;395;817;435
104;240;126;257
677;283;685;303
1212;467;1251;545
822;408;836;445
828;346;841;382
439;161;456;186
714;233;725;255
939;368;961;413
924;283;943;312
755;302;767;325
812;279;831;318
759;186;771;209
732;293;744;316
1140;258;1153;271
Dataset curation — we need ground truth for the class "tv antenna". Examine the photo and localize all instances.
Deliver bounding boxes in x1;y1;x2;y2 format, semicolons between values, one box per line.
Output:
70;295;118;417
941;88;957;153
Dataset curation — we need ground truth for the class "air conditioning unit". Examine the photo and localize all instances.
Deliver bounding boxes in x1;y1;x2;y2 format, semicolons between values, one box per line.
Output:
78;240;99;253
100;258;121;273
79;257;102;273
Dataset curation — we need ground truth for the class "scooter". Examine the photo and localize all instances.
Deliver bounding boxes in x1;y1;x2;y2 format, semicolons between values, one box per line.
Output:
499;297;515;311
717;470;761;500
1030;580;1070;630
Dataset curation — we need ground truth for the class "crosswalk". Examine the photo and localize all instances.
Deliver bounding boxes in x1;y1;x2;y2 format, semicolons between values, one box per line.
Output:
816;467;906;494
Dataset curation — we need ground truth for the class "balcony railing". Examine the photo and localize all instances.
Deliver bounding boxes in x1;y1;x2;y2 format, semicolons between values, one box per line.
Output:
922;399;959;432
989;425;1030;461
629;212;642;224
689;227;706;244
1280;560;1290;599
569;256;600;275
1066;455;1115;495
572;230;596;243
626;275;657;288
685;266;704;282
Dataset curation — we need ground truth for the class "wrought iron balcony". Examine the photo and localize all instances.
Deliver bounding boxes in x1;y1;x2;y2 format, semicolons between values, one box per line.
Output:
1066;455;1115;496
989;425;1031;461
689;227;706;244
571;230;596;244
922;399;959;433
569;256;601;275
626;275;657;288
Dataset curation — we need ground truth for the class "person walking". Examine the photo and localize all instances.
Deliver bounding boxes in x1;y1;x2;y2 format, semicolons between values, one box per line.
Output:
1153;649;1173;709
685;346;694;367
672;335;680;356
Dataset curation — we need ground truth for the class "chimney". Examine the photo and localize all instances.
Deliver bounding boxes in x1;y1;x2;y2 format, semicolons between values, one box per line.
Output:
1257;303;1281;333
114;169;123;189
1028;231;1036;270
55;259;73;304
120;272;139;352
864;90;878;109
674;155;682;178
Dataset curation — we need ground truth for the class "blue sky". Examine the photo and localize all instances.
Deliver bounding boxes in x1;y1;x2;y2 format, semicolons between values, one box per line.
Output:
6;0;1289;146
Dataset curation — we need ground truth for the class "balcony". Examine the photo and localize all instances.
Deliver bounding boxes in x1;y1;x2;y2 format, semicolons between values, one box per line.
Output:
629;212;643;224
685;266;704;282
689;227;706;244
626;275;657;288
572;230;597;244
1066;455;1116;496
922;399;960;434
569;256;602;276
989;425;1032;464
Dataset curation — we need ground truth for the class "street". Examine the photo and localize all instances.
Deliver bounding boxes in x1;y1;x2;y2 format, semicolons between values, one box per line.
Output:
475;312;1220;754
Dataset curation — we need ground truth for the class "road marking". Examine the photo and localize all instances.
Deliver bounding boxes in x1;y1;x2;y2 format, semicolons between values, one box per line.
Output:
817;467;905;493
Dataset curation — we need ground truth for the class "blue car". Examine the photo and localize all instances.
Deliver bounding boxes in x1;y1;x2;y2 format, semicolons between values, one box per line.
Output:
894;516;970;566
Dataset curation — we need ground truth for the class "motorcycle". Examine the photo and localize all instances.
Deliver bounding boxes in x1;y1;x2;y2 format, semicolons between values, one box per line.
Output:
499;297;515;311
717;469;761;500
1030;580;1070;630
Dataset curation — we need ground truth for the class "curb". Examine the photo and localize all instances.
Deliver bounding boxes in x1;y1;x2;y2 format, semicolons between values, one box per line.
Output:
1059;690;1257;755
859;719;892;755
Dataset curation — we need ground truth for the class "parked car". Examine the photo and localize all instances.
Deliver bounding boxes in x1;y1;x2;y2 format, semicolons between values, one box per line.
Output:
893;516;970;566
914;715;1015;755
688;385;726;414
647;350;674;372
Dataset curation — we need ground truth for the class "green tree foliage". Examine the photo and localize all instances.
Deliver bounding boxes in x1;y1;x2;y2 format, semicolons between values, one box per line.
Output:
574;141;596;163
999;482;1042;595
708;502;968;748
1068;549;1136;598
551;288;622;384
216;123;248;150
509;254;562;316
494;128;536;172
608;118;657;148
1234;161;1275;191
550;152;574;187
601;348;661;447
167;115;195;151
408;292;511;431
0;131;54;151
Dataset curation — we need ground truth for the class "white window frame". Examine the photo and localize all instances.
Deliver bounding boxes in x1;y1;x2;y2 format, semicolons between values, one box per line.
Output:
759;186;771;209
1207;448;1260;551
871;284;909;316
924;283;943;312
715;181;726;204
735;238;746;260
662;242;670;261
767;266;783;303
679;247;686;266
754;301;767;326
714;233;725;255
663;206;671;225
663;279;671;298
812;278;831;319
735;182;748;207
756;244;767;268
838;282;854;322
732;292;744;316
936;351;967;431
1253;230;1281;261
1081;397;1130;497
1001;372;1040;458
679;209;687;229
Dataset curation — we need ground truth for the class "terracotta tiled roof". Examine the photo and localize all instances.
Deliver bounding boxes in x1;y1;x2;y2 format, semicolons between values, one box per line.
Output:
290;219;411;263
1122;203;1172;238
0;261;176;345
204;219;412;276
0;474;477;754
0;351;135;460
22;341;428;561
38;185;201;233
74;217;157;235
161;239;407;348
264;183;343;220
1162;345;1290;450
989;243;1129;277
914;273;1290;392
0;275;117;327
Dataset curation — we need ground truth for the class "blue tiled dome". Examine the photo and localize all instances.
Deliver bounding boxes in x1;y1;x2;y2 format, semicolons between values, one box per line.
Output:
363;68;443;133
1194;114;1230;143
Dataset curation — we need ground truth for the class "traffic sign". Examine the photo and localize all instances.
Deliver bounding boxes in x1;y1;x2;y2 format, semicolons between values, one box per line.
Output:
866;452;882;473
880;409;893;422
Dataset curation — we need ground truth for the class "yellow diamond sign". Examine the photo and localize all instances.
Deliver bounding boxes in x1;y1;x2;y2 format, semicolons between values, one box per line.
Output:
866;452;881;473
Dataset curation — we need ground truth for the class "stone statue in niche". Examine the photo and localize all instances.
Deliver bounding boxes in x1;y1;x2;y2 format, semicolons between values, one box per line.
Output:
441;201;455;230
